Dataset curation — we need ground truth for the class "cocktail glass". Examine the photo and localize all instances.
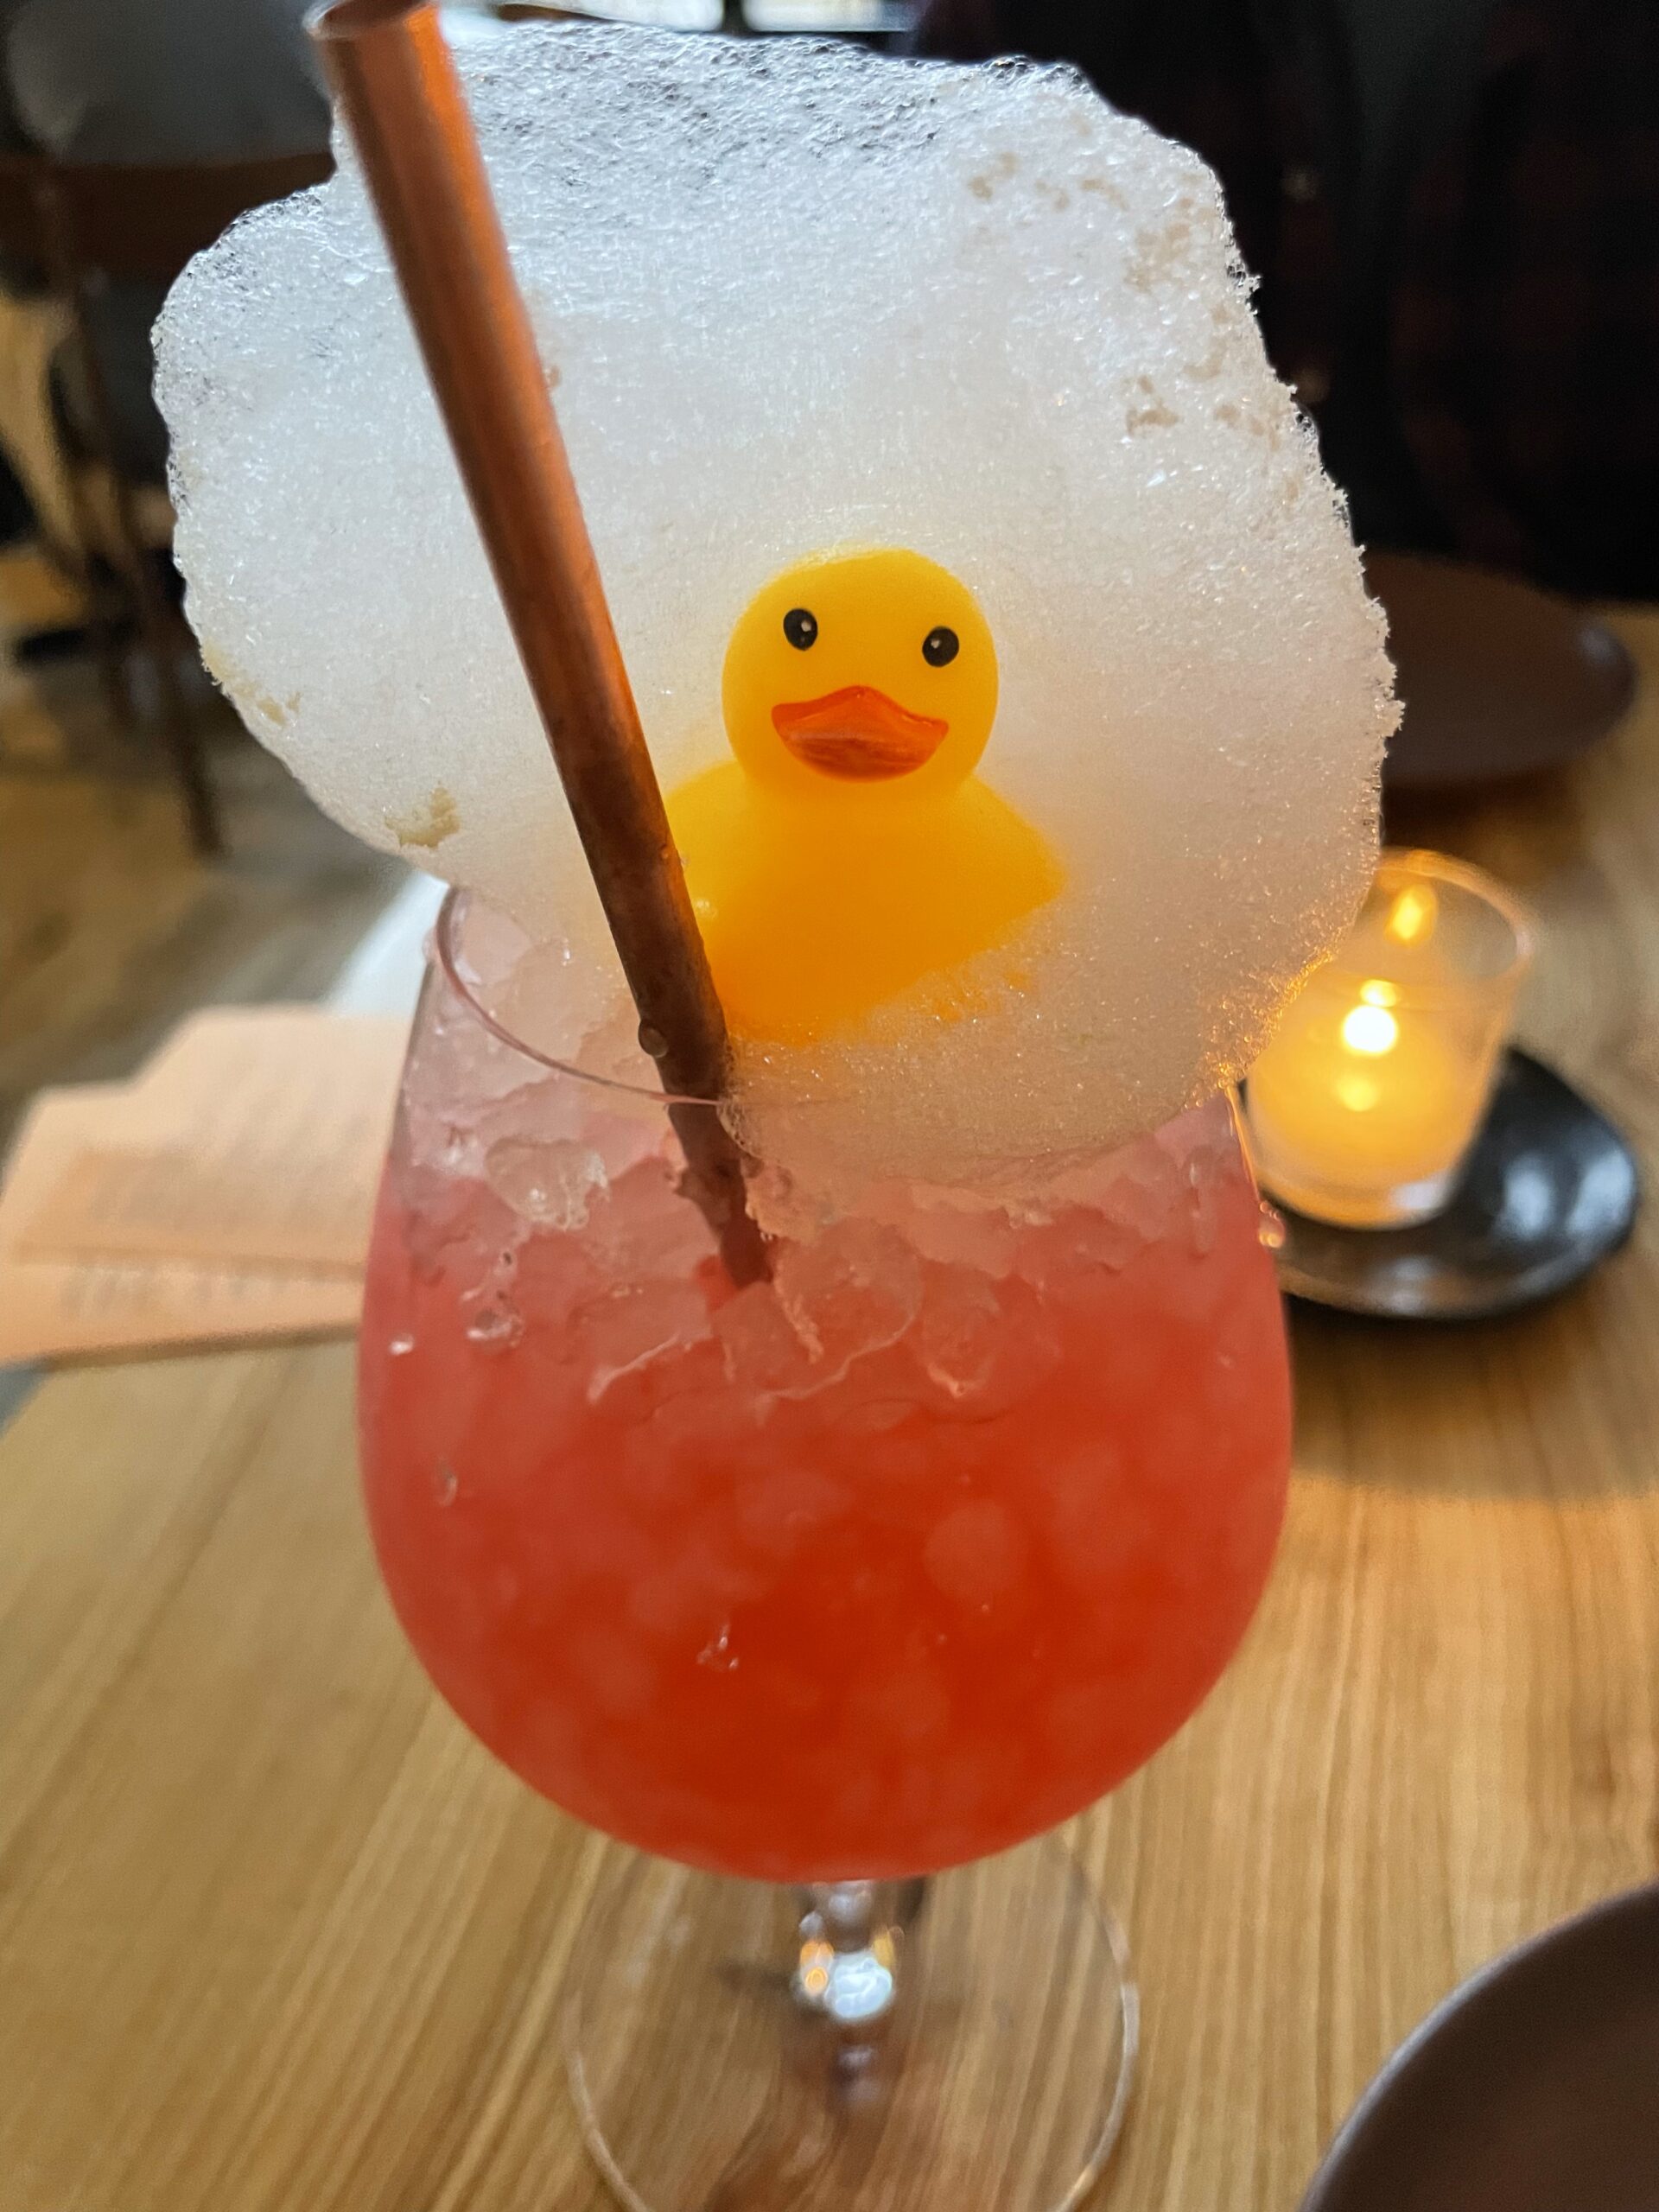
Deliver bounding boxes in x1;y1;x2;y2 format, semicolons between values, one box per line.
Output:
359;891;1293;2212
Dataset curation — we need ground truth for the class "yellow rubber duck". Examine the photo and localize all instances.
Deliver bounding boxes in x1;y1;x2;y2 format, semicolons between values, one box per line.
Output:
667;548;1064;1048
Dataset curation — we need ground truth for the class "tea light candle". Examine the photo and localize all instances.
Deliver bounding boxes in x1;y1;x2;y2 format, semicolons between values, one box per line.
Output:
1245;850;1532;1227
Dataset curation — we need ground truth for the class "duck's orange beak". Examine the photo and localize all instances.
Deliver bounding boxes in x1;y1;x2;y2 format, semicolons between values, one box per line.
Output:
772;686;949;781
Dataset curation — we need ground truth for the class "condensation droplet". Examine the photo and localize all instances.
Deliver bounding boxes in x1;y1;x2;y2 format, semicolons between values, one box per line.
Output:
696;1623;740;1672
1257;1203;1287;1250
433;1462;459;1506
387;1332;416;1357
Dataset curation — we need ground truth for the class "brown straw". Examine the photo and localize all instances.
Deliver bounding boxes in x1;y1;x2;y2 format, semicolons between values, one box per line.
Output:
308;0;768;1284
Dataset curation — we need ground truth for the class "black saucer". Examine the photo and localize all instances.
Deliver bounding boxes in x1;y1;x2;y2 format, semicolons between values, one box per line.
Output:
1365;551;1637;793
1300;1883;1659;2212
1272;1051;1639;1321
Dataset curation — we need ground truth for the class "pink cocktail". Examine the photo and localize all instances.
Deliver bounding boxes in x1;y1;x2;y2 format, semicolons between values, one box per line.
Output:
364;896;1290;1879
356;894;1292;2208
360;889;1300;2202
362;920;1287;1885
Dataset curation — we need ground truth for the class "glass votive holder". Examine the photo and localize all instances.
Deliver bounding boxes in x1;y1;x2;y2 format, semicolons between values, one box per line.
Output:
1245;849;1534;1228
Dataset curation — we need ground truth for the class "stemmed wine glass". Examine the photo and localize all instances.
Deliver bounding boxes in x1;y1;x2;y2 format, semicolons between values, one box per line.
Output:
358;890;1291;2212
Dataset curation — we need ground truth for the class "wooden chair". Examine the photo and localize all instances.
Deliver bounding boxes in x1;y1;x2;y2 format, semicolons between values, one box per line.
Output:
0;149;333;853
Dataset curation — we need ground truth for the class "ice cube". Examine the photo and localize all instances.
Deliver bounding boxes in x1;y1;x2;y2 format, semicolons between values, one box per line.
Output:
484;1134;606;1229
862;1180;1019;1277
576;1277;712;1400
712;1281;822;1396
912;1262;1058;1414
584;1156;720;1282
774;1217;924;1382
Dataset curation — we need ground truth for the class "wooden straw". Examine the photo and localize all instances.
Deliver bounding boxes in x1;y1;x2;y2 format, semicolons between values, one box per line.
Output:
308;0;768;1284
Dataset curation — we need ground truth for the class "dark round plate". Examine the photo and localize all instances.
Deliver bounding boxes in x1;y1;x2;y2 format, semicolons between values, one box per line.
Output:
1366;551;1636;793
1273;1050;1639;1320
1300;1883;1659;2212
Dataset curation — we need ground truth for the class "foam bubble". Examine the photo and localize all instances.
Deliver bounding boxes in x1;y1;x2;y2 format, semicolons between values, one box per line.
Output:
156;26;1392;1189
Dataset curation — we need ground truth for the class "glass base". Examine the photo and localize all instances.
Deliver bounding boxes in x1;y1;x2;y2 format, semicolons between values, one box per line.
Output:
563;1837;1137;2212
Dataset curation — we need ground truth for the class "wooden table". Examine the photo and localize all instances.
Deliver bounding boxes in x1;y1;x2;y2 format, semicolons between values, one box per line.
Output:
3;612;1658;2212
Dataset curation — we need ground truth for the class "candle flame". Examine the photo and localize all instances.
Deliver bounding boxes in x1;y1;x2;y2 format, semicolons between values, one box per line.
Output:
1384;886;1436;946
1341;1002;1399;1057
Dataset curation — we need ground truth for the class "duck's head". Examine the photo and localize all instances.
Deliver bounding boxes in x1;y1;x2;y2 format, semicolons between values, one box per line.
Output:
721;548;997;806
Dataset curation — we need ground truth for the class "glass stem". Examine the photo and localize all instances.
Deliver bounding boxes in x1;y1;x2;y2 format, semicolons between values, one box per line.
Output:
791;1878;929;2050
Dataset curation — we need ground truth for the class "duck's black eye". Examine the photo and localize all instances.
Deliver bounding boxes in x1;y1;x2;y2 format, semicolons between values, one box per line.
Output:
783;607;817;651
922;626;960;667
